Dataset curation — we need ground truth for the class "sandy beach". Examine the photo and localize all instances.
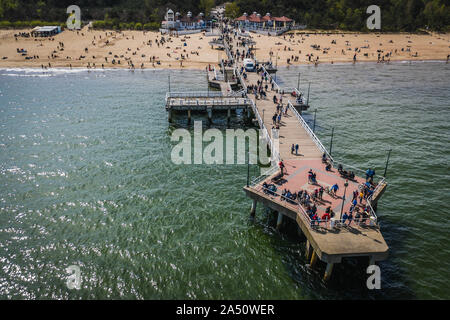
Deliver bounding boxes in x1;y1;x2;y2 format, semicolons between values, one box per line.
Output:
0;26;449;70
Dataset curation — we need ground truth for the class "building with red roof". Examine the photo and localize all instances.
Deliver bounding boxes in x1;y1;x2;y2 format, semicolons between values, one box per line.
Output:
234;12;296;33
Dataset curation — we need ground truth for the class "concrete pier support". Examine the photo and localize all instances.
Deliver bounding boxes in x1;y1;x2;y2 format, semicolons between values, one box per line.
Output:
310;250;318;268
250;199;257;217
369;256;375;266
305;240;312;261
207;106;212;124
168;109;173;122
323;263;334;281
276;212;283;230
187;109;191;125
227;108;231;124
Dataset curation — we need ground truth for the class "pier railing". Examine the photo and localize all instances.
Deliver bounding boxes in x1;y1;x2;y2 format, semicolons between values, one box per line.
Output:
250;180;378;229
287;100;334;162
166;91;223;99
248;99;280;163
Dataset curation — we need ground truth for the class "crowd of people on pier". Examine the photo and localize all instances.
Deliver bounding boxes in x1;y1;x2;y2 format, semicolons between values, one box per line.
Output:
259;157;379;227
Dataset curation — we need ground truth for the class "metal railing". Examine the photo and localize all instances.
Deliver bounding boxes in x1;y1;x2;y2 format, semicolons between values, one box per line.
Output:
250;181;378;229
167;97;251;107
166;91;224;100
287;100;334;162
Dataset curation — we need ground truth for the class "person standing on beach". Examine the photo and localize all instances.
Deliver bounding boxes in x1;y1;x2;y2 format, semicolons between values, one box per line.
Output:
295;144;299;155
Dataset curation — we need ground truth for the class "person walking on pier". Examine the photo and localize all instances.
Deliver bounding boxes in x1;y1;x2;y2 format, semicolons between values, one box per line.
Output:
330;183;339;197
278;159;286;175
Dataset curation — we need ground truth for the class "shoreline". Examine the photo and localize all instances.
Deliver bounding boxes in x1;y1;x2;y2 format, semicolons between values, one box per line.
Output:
0;58;447;73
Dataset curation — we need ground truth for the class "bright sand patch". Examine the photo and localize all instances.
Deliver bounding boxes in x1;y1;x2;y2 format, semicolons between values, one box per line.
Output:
0;27;449;70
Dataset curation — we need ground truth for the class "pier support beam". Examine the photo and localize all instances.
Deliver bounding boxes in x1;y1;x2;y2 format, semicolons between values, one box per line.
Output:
187;109;191;125
369;256;375;266
305;240;312;261
227;108;231;124
250;199;257;218
207;106;212;124
310;250;318;268
276;212;283;230
323;263;334;281
168;109;173;123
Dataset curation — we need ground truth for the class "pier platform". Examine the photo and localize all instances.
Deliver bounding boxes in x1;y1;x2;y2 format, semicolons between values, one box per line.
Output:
227;31;389;280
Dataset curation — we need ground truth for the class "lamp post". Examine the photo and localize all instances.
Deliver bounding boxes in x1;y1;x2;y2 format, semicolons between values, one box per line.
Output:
383;149;392;178
313;109;317;133
340;180;349;220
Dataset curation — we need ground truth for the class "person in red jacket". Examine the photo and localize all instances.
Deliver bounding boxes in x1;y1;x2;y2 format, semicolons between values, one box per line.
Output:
278;160;285;175
322;212;331;222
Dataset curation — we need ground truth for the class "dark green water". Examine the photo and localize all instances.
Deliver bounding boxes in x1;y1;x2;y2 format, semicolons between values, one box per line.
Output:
0;62;449;299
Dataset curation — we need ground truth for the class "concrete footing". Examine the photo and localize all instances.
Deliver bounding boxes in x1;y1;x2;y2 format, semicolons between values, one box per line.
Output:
207;107;212;124
250;199;257;217
310;250;318;268
323;263;334;281
305;240;312;261
276;212;283;230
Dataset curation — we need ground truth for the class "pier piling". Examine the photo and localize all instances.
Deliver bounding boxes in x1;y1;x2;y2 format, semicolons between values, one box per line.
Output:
250;199;257;217
310;250;318;268
207;106;212;124
276;212;283;230
305;240;312;261
323;263;334;281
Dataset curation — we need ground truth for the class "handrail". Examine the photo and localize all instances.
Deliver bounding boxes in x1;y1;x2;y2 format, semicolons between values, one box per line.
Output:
251;183;378;228
287;100;334;162
166;91;224;99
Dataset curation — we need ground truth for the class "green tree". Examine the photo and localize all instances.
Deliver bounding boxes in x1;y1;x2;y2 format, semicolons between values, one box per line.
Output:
199;0;214;16
225;2;240;19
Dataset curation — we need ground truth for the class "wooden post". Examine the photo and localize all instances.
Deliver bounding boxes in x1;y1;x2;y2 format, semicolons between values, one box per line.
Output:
323;263;334;281
310;250;318;268
276;212;283;230
250;199;257;217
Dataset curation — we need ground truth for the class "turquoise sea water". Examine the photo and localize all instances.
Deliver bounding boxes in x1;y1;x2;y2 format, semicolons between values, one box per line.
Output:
0;62;449;299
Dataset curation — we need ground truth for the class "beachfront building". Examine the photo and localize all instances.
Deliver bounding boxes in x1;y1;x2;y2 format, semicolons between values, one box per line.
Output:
234;12;303;35
30;26;62;37
161;9;213;34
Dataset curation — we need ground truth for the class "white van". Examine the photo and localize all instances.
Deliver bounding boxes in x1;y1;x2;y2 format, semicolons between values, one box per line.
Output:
243;58;255;72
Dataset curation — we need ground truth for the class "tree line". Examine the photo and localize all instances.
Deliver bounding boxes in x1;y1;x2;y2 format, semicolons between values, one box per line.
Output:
0;0;448;31
228;0;449;31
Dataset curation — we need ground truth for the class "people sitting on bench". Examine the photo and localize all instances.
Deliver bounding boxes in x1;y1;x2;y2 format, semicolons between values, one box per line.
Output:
262;182;277;196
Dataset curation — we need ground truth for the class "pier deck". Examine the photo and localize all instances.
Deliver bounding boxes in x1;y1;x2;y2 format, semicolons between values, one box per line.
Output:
227;32;389;276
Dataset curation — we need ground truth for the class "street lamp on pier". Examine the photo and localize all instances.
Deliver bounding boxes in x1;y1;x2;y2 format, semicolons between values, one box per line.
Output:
340;180;349;220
